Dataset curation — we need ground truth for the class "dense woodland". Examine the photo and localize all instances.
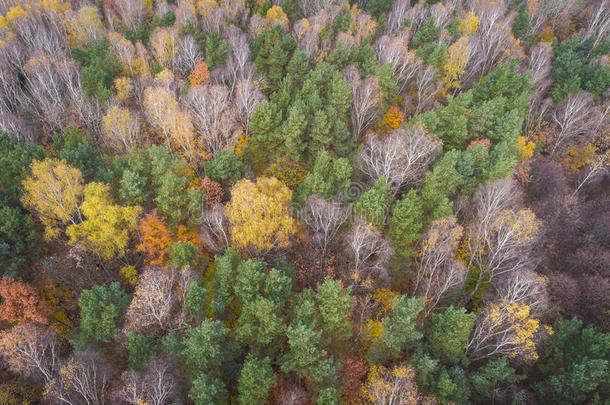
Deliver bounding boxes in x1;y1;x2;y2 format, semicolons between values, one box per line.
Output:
0;0;608;403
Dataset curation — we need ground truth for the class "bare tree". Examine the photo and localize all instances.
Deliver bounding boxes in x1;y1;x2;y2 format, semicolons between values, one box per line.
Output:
414;217;466;318
124;267;177;334
497;270;549;316
175;35;203;77
234;78;264;136
358;125;441;195
375;34;421;95
385;0;412;35
300;196;350;257
199;205;231;254
113;357;180;405
415;65;441;114
551;92;595;156
0;324;58;383
572;150;609;196
464;179;541;300
345;217;394;291
584;0;610;50
343;64;381;139
186;84;238;156
45;350;113;405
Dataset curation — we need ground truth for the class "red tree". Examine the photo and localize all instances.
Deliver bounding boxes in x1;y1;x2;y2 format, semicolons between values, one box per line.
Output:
0;277;49;325
137;209;173;266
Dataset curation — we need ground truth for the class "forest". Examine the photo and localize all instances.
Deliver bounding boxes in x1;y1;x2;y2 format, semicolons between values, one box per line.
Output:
0;0;608;403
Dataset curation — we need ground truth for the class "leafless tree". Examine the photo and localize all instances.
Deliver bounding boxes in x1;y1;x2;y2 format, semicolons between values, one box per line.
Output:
295;0;343;17
497;270;549;316
300;196;350;257
175;35;203;77
343;64;381;139
116;0;148;33
0;111;35;143
22;52;69;131
415;65;441;114
573;150;609;196
375;34;420;95
358;125;441;195
113;357;181;405
527;42;553;103
385;0;412;35
234;78;264;136
199;205;230;254
584;0;610;50
0;324;58;383
551;92;595;156
124;267;178;334
186;84;238;156
345;217;394;291
414;217;466;318
45;350;113;405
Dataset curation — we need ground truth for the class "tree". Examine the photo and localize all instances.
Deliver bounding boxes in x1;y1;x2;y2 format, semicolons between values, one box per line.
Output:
102;105;142;154
388;189;424;260
280;321;338;389
199;205;230;254
21;159;84;240
361;364;423;405
44;350;113;405
316;277;354;352
550;91;596;156
414;217;466;318
354;178;393;229
296;150;353;204
78;282;131;344
0;277;48;324
533;318;609;404
469;357;523;404
358;126;441;195
113;357;179;405
442;36;471;94
183;320;231;404
466;299;540;362
238;354;276;405
226;177;295;256
199;176;223;207
344;65;381;139
137;210;173;266
0;206;40;277
143;85;203;166
375;34;421;94
426;306;475;366
203;150;245;186
345;218;393;290
0;324;58;382
368;295;424;362
235;79;265;137
300;196;350;257
66;182;141;261
51;127;108;183
124;268;177;334
189;59;210;86
186;84;238;156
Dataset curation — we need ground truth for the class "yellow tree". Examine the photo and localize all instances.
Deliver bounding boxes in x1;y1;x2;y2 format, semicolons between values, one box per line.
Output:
66;6;105;48
226;177;295;256
150;27;179;70
21;159;84;240
466;299;540;361
114;77;134;103
460;11;479;36
442;36;471;95
66;182;141;260
102;105;142;153
143;85;204;166
361;364;423;405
